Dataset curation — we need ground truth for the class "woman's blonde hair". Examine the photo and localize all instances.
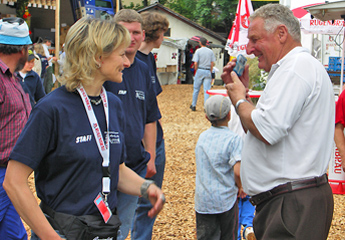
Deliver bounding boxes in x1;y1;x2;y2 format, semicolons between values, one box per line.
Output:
34;43;45;56
60;17;130;92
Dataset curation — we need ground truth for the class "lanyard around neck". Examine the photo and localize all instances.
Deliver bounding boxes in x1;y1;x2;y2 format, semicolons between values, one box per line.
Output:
77;85;110;199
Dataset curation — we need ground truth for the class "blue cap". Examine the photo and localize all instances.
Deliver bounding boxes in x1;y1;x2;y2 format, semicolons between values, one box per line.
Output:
0;17;32;45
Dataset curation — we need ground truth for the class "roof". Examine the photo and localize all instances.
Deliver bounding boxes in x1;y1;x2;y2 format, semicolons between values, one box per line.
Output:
137;3;226;44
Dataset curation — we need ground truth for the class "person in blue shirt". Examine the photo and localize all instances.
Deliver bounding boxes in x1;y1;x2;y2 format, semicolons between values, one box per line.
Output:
4;17;165;240
18;49;46;108
190;37;216;111
133;11;169;240
228;104;256;240
104;9;161;240
195;95;243;240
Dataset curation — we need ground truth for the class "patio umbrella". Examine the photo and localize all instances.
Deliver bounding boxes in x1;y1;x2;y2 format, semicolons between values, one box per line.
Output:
292;3;322;18
225;0;253;56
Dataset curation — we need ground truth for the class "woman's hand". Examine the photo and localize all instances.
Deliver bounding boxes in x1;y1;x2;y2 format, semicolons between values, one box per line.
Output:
146;184;165;218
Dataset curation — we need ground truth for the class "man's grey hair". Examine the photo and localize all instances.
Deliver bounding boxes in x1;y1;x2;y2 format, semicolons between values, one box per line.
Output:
249;4;301;42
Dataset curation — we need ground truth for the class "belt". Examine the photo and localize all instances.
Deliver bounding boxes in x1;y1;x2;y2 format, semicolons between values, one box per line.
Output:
249;174;328;206
198;67;210;70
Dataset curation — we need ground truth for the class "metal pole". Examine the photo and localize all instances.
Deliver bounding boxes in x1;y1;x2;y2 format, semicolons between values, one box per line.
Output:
116;0;120;13
54;0;60;78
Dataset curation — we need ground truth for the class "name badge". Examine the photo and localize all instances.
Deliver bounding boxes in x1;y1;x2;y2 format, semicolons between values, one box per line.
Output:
94;193;112;223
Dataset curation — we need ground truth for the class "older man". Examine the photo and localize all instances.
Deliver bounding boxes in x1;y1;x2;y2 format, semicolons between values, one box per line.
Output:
0;17;32;239
222;4;334;240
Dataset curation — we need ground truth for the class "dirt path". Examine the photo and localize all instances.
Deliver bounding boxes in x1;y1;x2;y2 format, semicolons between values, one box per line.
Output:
26;84;345;239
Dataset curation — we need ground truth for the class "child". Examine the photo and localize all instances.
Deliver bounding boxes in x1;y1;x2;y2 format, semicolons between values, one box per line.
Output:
195;95;243;240
17;49;46;108
228;105;256;240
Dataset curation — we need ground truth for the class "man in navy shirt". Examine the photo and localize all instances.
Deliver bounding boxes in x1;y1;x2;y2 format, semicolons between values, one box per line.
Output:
104;9;160;240
134;12;169;240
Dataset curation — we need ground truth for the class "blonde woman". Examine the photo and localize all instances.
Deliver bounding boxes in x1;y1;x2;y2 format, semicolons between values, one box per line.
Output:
4;17;165;240
33;43;49;79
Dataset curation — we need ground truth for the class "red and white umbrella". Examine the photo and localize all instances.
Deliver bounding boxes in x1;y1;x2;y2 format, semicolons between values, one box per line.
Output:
225;0;254;56
292;3;344;35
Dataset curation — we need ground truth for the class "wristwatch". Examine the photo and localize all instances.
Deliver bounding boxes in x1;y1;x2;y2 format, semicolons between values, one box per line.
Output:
140;180;155;200
235;99;249;115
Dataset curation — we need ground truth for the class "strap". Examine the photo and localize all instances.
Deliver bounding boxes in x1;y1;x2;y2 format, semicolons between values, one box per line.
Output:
40;202;66;236
77;85;111;199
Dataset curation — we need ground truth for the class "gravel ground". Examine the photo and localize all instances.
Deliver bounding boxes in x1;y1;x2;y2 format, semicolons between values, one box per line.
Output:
26;84;345;239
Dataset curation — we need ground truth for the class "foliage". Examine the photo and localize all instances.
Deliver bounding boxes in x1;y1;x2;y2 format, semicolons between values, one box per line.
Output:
123;2;144;10
213;0;238;34
166;0;197;20
166;0;277;35
122;0;277;34
16;0;29;18
166;0;237;33
247;57;267;90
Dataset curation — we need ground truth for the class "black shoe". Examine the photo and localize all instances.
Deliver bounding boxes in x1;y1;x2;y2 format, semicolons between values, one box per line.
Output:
190;105;196;111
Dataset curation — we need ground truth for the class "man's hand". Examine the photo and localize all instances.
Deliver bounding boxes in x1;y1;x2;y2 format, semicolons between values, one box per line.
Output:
145;158;157;178
147;184;165;218
225;71;248;105
221;58;250;88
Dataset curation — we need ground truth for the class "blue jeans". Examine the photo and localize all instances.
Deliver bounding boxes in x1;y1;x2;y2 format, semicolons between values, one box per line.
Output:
192;69;212;107
0;167;28;240
238;196;255;240
131;140;166;240
117;167;147;240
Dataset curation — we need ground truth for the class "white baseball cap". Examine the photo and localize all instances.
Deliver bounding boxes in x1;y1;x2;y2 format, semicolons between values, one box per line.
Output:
205;95;231;121
0;17;32;45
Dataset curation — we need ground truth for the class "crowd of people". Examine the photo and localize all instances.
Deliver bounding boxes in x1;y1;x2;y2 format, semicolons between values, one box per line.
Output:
0;3;342;240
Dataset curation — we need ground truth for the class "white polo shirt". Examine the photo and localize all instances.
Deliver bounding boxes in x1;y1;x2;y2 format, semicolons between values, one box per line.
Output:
241;47;335;196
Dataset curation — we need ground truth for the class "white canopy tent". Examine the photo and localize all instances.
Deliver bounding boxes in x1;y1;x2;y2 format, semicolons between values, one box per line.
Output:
305;1;345;93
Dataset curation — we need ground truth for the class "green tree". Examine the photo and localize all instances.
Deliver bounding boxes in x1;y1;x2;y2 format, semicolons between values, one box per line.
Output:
209;0;238;34
167;0;237;34
167;0;197;20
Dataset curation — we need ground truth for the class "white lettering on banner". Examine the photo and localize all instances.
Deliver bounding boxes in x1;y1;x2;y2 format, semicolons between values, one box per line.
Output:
75;135;92;143
335;148;342;174
237;45;247;51
309;19;344;27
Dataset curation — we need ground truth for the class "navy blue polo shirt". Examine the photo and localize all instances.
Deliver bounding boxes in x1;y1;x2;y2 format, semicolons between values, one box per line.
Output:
104;57;161;174
136;51;164;147
17;70;46;108
10;86;126;216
